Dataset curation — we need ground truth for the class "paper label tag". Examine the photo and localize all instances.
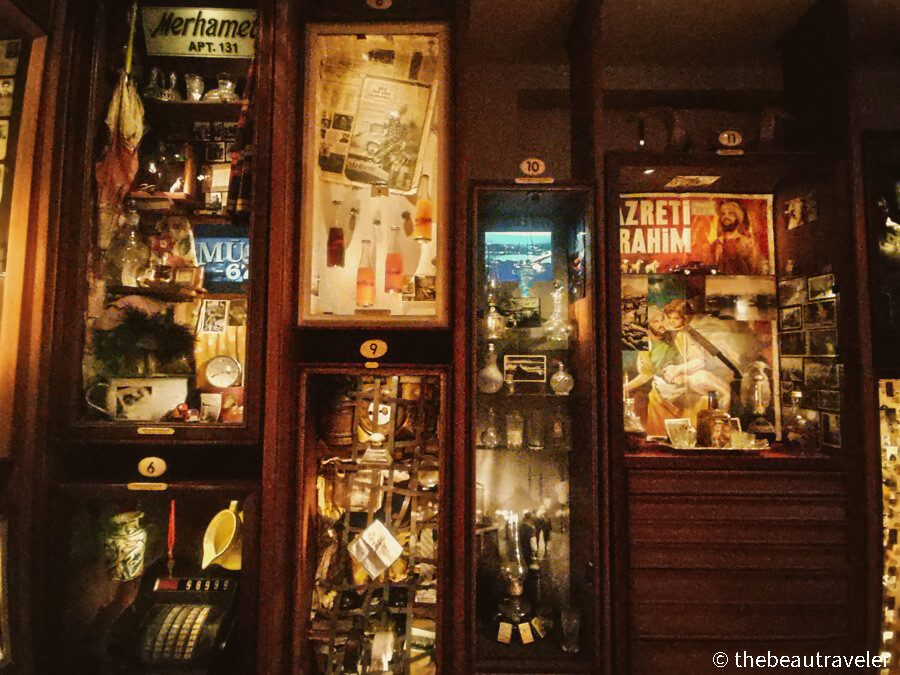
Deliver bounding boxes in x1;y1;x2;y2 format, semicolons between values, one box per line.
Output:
531;616;547;638
127;482;168;491
519;158;546;176
518;622;534;644
497;622;513;643
360;339;388;359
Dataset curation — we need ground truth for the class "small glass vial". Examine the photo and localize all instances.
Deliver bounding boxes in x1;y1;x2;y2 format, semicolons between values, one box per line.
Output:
477;343;504;394
356;239;376;307
550;362;575;396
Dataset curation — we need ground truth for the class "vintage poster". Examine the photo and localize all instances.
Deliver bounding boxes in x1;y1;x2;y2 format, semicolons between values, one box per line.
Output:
622;272;780;441
313;33;439;193
619;193;774;275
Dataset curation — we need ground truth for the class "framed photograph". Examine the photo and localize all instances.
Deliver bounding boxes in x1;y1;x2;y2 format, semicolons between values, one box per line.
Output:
193;121;211;141
778;277;807;306
621;275;648;351
808;273;835;301
0;78;13;117
503;355;547;383
780;357;804;382
803;299;836;328
818;389;841;411
807;328;838;356
0;120;7;161
665;418;695;448
205;142;226;162
704;275;777;321
779;306;803;330
172;266;204;290
507;296;542;329
780;331;806;356
199;299;229;334
822;411;841;446
0;39;21;77
804;358;840;389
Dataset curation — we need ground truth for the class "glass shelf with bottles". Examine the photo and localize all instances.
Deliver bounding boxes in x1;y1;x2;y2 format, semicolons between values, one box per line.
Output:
78;4;260;430
298;24;449;327
471;185;597;664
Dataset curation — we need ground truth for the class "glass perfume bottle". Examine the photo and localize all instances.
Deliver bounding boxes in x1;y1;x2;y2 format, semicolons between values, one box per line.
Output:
413;174;433;242
384;225;404;293
480;408;501;449
550;362;574;396
477;343;504;394
326;200;345;268
485;304;507;340
356;239;376;307
543;286;572;347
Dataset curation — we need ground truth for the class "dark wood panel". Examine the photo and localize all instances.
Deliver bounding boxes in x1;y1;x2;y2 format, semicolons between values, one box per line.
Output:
631;602;850;639
630;518;848;545
629;496;847;522
630;543;849;571
630;638;854;675
628;470;845;496
629;570;849;604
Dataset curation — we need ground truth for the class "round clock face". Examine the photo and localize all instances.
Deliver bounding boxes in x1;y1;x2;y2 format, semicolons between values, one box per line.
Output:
205;355;242;389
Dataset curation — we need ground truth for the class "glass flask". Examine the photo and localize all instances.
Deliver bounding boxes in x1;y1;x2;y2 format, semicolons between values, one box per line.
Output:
505;409;524;450
480;408;501;449
477;343;504;394
549;362;574;396
543;286;572;347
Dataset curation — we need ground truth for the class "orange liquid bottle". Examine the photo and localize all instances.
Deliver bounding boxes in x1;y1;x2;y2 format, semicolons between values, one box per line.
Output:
356;239;376;307
413;174;433;242
384;225;404;293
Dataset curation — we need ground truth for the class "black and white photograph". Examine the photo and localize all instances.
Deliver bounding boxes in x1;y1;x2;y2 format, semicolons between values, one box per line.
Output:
808;273;836;301
778;277;807;306
779;306;803;331
818;389;841;411
0;40;20;77
807;328;838;356
780;357;804;382
0;120;7;161
780;331;806;356
503;354;547;383
199;298;229;334
205;142;226;162
704;275;777;321
621;275;648;351
822;411;841;446
0;79;12;117
804;357;841;389
803;299;837;328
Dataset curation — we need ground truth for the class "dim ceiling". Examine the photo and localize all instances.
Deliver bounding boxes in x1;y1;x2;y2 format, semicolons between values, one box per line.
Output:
466;0;900;67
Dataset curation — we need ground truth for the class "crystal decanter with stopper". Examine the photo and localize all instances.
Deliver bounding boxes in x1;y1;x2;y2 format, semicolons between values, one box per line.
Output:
543;285;572;347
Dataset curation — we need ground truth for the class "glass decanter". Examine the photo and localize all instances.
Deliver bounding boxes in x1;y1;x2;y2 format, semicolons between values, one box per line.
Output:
543;285;572;347
550;361;575;396
785;390;817;454
477;343;504;394
497;513;531;624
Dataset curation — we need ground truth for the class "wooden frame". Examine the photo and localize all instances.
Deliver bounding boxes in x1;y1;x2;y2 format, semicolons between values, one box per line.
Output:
298;23;450;328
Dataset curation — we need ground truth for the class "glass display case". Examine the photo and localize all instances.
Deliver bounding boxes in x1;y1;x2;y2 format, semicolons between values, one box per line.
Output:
63;2;264;440
50;484;259;672
299;24;449;327
608;154;845;457
470;185;600;667
298;369;444;673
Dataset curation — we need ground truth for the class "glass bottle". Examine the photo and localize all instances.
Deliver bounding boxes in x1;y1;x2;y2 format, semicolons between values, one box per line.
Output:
327;200;345;268
543;286;572;347
506;409;524;450
550;362;575;396
696;391;731;448
485;260;502;305
107;200;148;287
356;239;376;307
477;343;504;394
785;390;816;453
384;225;404;293
480;408;501;449
413;174;433;242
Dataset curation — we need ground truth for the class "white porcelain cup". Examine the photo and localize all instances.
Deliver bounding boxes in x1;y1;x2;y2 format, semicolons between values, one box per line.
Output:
86;377;188;421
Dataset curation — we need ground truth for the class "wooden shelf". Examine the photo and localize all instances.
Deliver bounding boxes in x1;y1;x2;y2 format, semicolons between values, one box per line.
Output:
106;283;205;302
142;99;245;123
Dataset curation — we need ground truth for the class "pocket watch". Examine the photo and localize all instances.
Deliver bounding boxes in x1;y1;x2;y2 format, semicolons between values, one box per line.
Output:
203;355;242;389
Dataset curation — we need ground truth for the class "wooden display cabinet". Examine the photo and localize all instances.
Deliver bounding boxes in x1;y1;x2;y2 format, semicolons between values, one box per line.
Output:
48;0;270;446
467;184;602;672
